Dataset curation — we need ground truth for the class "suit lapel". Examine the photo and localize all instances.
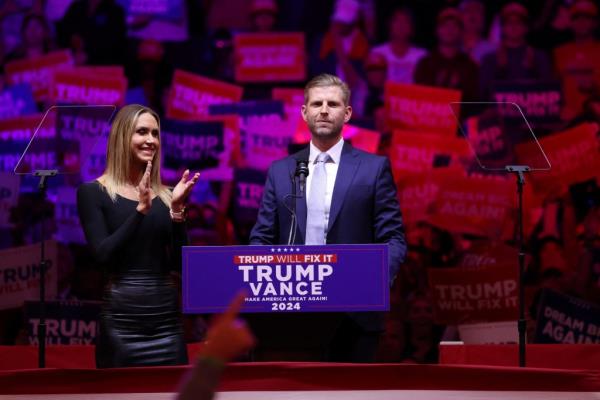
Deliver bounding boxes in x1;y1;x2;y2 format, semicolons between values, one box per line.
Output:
288;148;309;244
328;143;360;231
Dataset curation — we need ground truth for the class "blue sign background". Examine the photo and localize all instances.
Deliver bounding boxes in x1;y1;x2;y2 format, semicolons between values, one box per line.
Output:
183;244;389;313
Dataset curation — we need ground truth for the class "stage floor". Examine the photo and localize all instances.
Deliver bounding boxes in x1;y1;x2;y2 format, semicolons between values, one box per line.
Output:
2;391;600;400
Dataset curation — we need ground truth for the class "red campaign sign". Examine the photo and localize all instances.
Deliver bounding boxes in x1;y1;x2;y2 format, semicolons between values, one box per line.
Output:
5;50;73;100
389;130;470;178
0;114;49;141
167;70;243;119
428;264;519;325
273;88;306;142
516;123;600;194
398;167;465;226
50;69;128;105
342;125;380;154
272;87;304;106
384;82;461;135
72;65;125;77
234;33;306;83
293;120;380;154
428;175;514;238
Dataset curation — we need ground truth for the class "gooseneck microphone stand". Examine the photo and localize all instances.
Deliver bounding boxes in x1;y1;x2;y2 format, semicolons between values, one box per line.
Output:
286;160;309;245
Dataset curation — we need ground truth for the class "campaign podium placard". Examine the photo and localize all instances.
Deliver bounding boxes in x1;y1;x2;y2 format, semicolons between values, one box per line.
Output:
183;244;389;313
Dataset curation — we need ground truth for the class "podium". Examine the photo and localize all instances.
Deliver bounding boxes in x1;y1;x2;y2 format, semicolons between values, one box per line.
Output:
182;244;389;360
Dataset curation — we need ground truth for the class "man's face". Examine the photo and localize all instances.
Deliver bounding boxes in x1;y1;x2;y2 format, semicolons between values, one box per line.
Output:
437;19;463;47
302;86;352;140
571;14;597;38
389;12;412;43
502;16;527;43
461;2;485;34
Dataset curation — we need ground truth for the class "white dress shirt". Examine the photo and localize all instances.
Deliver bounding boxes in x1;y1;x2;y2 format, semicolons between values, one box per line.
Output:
306;138;344;233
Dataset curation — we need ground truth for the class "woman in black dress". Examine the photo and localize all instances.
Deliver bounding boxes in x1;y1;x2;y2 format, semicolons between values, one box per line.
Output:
77;104;199;368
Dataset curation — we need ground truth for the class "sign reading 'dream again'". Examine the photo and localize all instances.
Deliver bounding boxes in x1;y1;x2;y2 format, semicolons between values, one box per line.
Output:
234;33;306;82
384;82;461;135
183;245;389;313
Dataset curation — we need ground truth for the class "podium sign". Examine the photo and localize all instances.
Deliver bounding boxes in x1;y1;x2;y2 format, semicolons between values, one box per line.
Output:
183;244;389;313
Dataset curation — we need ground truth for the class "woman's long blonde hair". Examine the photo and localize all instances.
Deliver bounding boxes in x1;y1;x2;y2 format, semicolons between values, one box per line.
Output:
100;104;172;207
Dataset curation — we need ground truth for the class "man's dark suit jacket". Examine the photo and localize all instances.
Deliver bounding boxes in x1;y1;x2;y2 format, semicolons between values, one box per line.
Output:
249;142;407;332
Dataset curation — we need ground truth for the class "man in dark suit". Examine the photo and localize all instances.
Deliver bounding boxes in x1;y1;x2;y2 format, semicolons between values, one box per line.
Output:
250;73;406;362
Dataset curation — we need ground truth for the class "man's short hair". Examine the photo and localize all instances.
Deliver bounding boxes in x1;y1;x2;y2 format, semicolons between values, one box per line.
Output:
304;74;351;106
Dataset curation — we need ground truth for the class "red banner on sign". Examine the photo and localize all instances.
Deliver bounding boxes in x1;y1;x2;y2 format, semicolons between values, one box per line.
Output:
384;82;461;135
389;130;470;178
428;175;514;238
0;114;48;141
234;33;306;82
73;65;125;77
516;123;600;194
5;50;73;100
428;264;519;325
166;70;243;120
50;69;128;105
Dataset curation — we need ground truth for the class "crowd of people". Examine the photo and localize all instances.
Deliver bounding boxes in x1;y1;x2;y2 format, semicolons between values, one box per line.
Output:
0;0;599;364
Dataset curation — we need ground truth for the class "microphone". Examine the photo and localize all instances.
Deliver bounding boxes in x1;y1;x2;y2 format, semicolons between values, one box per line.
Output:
295;159;309;196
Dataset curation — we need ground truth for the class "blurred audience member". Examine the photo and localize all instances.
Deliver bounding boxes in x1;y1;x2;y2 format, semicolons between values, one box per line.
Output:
401;290;439;364
249;0;277;33
370;7;426;84
554;0;600;121
459;0;495;64
414;7;480;103
358;51;387;119
57;0;127;65
0;0;43;56
480;2;553;100
4;12;54;62
177;292;255;400
530;0;574;52
311;0;369;112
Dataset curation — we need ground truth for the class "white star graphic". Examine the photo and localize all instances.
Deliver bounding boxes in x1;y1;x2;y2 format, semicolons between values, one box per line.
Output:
284;248;288;252
271;248;275;253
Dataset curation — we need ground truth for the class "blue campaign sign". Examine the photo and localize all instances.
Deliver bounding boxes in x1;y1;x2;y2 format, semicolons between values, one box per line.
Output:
183;244;389;313
0;84;37;120
118;0;184;20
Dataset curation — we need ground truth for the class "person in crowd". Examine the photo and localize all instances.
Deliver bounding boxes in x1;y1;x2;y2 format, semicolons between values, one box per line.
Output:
77;104;200;368
459;0;495;64
311;0;370;113
56;0;127;65
250;73;406;362
249;0;277;33
358;50;387;121
414;7;480;103
177;292;256;400
479;2;553;100
554;0;600;120
370;7;427;84
529;0;573;52
4;12;54;62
